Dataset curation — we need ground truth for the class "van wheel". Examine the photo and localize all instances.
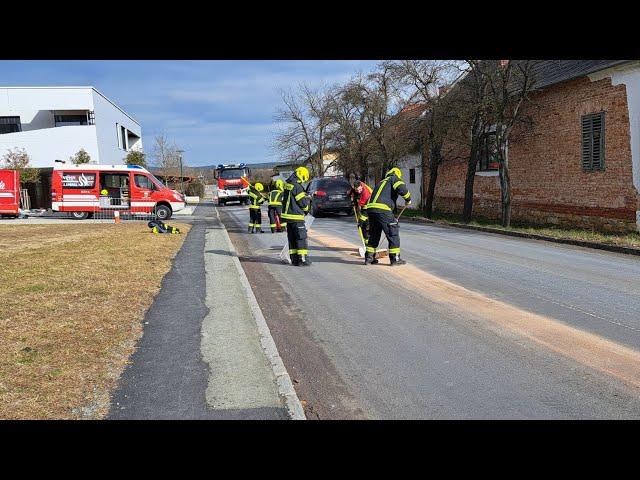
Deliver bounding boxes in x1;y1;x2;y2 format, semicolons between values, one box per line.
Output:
155;204;172;220
70;211;90;220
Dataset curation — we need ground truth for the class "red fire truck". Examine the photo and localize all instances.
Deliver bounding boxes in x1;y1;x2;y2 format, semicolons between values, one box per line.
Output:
51;164;185;220
214;163;251;206
0;169;20;218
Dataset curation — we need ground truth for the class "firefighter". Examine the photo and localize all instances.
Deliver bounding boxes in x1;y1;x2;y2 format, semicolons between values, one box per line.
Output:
247;182;265;233
268;179;286;233
351;179;373;245
280;166;311;266
363;167;411;266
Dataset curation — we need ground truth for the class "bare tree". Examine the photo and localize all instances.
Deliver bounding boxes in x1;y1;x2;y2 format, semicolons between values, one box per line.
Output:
328;81;373;181
446;60;496;223
273;83;335;178
484;60;539;227
387;60;459;215
152;134;181;178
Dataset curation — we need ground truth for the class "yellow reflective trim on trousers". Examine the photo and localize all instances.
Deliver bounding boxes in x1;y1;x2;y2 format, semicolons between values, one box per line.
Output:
402;192;411;199
297;249;308;255
365;202;392;211
270;223;276;227
289;249;298;254
269;202;282;206
366;246;376;253
295;191;306;201
393;180;405;189
389;247;400;254
249;205;261;209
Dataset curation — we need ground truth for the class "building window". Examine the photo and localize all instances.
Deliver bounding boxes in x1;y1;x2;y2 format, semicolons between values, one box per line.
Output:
478;131;499;172
54;114;88;126
88;111;95;125
0;116;22;134
409;168;416;184
582;112;605;171
121;125;127;150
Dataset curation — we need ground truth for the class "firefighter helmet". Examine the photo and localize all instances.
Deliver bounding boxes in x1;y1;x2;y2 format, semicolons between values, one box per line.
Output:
295;166;310;183
255;182;264;192
275;179;285;190
386;167;402;179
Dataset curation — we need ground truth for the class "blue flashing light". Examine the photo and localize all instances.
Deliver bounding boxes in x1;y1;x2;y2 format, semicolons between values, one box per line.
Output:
239;163;246;168
127;165;143;169
217;164;224;169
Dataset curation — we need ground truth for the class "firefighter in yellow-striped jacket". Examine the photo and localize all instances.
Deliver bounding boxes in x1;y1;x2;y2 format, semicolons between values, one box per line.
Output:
363;167;411;266
280;166;311;266
268;179;286;233
247;182;265;233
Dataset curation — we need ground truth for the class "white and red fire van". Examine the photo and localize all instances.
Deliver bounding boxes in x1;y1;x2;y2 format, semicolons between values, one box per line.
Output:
0;169;20;218
51;164;185;220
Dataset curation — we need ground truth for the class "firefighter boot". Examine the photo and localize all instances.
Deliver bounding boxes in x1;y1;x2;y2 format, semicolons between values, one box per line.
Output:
364;251;379;265
298;254;312;266
271;227;276;233
248;226;253;233
290;254;300;266
390;253;406;266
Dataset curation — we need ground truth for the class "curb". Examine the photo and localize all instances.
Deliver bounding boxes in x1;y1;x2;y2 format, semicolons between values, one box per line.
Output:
215;207;306;420
403;215;640;257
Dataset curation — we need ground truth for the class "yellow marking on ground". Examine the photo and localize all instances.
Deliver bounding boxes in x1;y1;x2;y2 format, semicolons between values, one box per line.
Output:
309;229;640;390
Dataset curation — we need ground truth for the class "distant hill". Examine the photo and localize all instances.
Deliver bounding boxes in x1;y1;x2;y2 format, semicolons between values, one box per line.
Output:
150;162;279;173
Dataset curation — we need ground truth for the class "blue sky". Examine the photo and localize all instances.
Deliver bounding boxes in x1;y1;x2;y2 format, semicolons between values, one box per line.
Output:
0;60;379;167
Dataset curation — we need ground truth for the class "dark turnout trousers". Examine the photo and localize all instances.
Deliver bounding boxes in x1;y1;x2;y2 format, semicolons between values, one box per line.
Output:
268;206;284;232
249;207;263;232
366;210;400;256
286;220;308;264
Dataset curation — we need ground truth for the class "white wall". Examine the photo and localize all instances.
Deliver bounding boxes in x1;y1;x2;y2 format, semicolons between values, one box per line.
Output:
589;62;640;231
397;153;422;207
92;89;142;165
0;126;100;167
0;87;142;168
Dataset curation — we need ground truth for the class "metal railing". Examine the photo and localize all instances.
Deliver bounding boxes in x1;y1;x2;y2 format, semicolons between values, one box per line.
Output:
62;197;162;223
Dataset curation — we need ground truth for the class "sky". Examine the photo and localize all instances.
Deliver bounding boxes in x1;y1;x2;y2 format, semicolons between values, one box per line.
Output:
0;60;380;167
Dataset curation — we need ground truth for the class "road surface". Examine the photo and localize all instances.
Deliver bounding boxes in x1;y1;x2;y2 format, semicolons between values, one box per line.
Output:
218;203;640;419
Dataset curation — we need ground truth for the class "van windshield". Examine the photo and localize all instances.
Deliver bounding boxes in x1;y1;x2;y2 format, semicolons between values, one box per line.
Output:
148;174;165;189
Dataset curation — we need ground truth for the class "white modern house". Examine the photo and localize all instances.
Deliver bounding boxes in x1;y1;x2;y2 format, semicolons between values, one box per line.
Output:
0;86;142;167
397;153;422;208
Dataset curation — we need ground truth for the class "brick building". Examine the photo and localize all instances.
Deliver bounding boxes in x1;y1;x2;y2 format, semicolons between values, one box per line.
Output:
430;60;640;233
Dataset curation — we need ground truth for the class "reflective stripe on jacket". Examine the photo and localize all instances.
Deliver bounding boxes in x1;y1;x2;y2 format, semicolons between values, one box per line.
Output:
364;173;410;213
248;187;265;210
281;173;310;221
269;189;283;206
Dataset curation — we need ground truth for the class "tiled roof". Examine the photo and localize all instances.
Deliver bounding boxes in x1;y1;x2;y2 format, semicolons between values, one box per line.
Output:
528;60;631;89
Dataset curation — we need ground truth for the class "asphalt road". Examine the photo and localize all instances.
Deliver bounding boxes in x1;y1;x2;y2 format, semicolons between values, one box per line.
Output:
219;202;640;419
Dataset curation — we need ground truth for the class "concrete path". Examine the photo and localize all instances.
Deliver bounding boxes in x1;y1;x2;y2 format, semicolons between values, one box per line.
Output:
219;203;640;420
108;203;290;419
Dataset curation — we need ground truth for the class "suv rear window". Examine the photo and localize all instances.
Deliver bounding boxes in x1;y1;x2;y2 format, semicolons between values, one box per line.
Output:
316;178;350;192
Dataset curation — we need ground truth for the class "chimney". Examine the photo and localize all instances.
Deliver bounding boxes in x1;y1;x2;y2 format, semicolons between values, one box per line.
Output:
500;59;510;68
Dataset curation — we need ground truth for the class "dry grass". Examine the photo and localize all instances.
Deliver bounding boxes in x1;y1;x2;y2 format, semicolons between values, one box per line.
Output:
0;222;190;419
403;210;640;249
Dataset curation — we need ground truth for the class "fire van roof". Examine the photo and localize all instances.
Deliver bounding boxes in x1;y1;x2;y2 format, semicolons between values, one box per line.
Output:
53;164;151;173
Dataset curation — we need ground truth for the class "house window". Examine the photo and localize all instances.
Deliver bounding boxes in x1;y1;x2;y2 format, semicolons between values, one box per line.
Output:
409;168;416;184
121;125;127;150
582;112;605;171
54;114;88;126
0;116;22;134
478;131;499;172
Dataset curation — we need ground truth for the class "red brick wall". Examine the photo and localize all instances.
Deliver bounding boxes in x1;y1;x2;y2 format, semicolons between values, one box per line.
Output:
428;75;639;232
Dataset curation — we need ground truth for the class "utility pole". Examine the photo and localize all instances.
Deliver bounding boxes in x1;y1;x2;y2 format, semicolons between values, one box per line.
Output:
177;149;184;194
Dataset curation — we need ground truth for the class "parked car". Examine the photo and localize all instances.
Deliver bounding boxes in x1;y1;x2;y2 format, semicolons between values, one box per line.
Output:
306;177;353;217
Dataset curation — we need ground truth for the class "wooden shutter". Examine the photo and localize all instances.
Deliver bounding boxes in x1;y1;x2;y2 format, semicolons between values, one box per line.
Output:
582;112;605;171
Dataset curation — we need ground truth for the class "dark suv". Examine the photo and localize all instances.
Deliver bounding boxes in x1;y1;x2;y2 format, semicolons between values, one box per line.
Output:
307;177;353;217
